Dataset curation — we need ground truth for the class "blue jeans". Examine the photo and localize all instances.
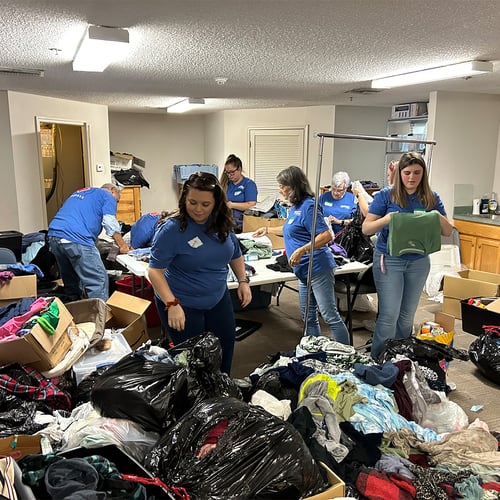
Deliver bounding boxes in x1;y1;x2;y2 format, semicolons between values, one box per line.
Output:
371;249;430;359
298;267;350;344
48;236;109;301
155;288;236;375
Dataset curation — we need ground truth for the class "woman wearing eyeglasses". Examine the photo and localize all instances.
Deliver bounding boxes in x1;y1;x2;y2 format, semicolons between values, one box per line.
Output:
253;166;350;344
148;172;252;374
319;171;360;233
222;154;258;232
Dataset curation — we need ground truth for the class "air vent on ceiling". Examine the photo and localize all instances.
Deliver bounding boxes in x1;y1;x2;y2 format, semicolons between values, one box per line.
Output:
345;87;384;95
0;67;44;77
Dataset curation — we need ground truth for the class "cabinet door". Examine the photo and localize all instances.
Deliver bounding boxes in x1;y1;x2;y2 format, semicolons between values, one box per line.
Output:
116;186;141;224
474;237;500;273
459;234;476;270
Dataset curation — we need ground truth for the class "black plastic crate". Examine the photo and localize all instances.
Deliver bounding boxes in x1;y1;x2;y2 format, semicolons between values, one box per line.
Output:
460;297;500;336
0;230;22;261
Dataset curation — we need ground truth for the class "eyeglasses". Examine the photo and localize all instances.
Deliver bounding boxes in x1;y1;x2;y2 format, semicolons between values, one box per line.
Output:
224;168;239;176
331;188;347;194
186;172;217;190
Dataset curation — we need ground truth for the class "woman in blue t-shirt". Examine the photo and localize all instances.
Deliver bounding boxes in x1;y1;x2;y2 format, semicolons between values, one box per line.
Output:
130;211;169;249
148;172;252;374
362;152;454;359
222;154;258;232
253;166;349;344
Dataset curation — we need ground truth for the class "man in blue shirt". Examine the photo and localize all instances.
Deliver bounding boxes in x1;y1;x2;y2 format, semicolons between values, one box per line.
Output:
48;183;130;301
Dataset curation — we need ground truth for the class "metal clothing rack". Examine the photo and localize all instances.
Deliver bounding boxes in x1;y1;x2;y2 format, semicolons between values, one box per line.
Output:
302;132;437;338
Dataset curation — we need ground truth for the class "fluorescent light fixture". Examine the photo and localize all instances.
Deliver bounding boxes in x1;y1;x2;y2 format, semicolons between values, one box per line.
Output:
371;61;493;89
73;25;129;72
166;98;206;113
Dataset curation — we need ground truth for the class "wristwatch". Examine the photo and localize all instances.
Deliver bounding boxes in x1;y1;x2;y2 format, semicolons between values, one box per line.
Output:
238;277;250;284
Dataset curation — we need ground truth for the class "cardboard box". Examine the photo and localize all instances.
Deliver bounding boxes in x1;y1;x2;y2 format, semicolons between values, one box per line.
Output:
0;274;37;307
304;462;345;499
0;297;73;371
417;311;455;345
242;215;286;249
0;435;41;461
442;269;500;319
110;152;146;170
105;291;150;349
461;297;500;336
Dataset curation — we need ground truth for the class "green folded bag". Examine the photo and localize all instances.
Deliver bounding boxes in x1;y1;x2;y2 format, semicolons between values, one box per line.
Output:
388;211;441;256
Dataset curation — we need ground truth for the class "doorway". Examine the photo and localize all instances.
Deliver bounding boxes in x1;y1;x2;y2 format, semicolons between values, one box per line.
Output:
37;119;90;226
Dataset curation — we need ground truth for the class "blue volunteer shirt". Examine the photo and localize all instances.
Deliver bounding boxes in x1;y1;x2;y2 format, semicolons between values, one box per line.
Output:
369;186;447;259
282;197;335;281
226;177;258;227
48;187;117;246
149;217;242;309
130;212;162;248
318;190;357;233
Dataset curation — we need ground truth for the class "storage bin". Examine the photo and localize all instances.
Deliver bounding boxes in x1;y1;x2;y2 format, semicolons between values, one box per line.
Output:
230;285;271;312
72;332;132;384
0;230;22;261
115;275;161;327
461;297;500;336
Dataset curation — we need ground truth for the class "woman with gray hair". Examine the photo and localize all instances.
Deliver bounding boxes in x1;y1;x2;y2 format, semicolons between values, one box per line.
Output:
319;171;358;233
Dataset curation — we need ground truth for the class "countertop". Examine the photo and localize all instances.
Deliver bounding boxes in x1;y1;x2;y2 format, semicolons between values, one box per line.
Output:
453;206;500;226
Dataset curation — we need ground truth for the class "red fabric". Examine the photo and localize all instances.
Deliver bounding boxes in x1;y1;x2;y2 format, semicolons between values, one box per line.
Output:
482;482;500;492
408;453;429;467
356;469;415;500
203;419;229;445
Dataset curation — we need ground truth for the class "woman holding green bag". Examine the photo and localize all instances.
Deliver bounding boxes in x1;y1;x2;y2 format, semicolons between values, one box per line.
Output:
362;152;454;359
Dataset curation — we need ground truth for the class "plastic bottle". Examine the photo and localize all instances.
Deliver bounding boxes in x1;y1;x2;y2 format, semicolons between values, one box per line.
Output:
488;192;498;214
480;195;490;214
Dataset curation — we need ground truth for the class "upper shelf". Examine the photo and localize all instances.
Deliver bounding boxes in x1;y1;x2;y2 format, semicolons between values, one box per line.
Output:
387;116;428;123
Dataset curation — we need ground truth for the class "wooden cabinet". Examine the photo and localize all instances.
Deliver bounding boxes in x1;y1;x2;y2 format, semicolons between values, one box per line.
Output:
116;185;141;224
454;219;500;273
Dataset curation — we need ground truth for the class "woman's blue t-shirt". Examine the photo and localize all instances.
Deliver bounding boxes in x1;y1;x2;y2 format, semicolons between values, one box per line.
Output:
369;186;447;260
149;217;241;309
283;197;335;281
318;190;357;233
226;177;258;227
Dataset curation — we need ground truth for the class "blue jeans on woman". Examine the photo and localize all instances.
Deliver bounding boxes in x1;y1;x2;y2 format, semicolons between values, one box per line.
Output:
298;267;350;344
371;249;430;359
155;288;236;375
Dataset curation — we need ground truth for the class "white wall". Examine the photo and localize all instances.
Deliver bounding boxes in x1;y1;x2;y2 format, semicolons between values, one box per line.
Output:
222;105;335;188
204;111;225;169
333;105;391;187
108;113;205;214
1;91;110;233
427;91;500;213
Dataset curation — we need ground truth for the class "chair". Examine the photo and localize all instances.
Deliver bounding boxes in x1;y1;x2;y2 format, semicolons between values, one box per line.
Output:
0;247;17;264
335;263;376;345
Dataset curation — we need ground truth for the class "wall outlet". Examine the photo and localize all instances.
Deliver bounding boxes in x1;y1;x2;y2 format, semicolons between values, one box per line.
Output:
96;163;104;172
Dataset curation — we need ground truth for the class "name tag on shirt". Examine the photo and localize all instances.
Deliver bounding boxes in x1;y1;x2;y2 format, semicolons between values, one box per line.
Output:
188;237;203;248
234;190;242;196
324;201;333;207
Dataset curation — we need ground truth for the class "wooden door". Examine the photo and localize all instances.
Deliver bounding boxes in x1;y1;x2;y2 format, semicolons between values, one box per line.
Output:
458;234;476;270
475;237;500;273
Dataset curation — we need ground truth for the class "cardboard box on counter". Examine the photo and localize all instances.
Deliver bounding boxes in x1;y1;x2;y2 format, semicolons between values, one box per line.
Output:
105;291;150;349
242;215;286;250
442;269;500;319
0;274;37;307
0;297;73;371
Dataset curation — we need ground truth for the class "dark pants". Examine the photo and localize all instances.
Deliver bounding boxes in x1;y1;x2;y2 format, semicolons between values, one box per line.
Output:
155;288;236;375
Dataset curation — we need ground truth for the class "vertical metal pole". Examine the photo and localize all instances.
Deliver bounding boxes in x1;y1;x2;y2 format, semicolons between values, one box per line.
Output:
302;135;325;336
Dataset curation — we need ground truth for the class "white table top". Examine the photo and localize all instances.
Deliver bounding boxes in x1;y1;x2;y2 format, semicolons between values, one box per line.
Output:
117;253;368;288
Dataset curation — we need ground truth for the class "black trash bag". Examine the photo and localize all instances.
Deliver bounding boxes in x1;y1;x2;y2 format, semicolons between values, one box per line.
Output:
334;207;373;264
144;397;326;499
91;335;242;433
378;336;469;385
469;326;500;385
113;169;150;188
0;393;45;437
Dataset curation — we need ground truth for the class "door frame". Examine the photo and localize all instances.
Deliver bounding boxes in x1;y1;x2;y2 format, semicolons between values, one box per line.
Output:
35;116;92;228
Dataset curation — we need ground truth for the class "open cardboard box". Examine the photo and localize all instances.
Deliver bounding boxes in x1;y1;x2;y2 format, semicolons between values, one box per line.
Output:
304;462;345;499
105;291;150;349
0;297;73;371
0;274;37;307
443;269;500;319
242;215;286;249
0;434;42;461
417;311;455;345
